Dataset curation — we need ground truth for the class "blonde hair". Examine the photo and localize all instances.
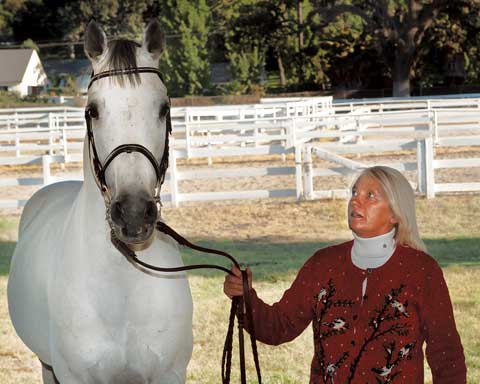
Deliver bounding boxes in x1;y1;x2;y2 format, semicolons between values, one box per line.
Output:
353;166;427;252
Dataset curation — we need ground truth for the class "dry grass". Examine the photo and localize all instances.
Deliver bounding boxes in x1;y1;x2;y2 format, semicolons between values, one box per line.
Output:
1;195;479;383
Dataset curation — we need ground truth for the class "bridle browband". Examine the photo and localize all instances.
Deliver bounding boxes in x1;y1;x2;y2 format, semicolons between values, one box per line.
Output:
81;66;262;384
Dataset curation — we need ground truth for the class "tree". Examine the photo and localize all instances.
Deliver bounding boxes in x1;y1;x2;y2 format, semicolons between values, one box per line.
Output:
10;0;211;96
416;1;480;88
309;0;450;97
303;6;368;91
223;0;302;94
155;0;211;96
0;0;27;42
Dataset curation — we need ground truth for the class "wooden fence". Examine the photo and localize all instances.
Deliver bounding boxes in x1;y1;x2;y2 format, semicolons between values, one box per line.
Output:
1;95;480;208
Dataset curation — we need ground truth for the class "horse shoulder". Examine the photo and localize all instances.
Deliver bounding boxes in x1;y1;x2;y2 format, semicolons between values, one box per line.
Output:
8;180;83;364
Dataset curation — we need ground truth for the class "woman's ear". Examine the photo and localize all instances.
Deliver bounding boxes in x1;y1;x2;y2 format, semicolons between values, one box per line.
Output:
390;215;398;225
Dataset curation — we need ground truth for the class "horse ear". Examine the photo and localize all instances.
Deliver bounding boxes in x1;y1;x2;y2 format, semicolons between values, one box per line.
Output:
142;19;165;59
84;20;107;61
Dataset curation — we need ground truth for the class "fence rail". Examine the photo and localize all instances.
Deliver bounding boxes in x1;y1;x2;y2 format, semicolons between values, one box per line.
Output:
1;95;480;208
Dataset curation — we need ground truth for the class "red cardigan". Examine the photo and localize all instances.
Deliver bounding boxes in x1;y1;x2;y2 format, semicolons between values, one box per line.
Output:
247;241;466;384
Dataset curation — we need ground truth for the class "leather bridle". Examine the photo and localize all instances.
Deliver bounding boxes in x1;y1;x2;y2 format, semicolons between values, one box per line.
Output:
85;67;171;209
77;66;263;384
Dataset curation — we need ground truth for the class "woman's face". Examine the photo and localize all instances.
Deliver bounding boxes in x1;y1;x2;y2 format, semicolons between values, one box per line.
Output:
348;175;397;238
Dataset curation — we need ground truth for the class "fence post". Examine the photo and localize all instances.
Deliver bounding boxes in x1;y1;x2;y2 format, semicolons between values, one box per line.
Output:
303;145;313;200
207;128;212;166
185;108;191;159
416;137;435;198
48;113;54;155
15;136;21;157
432;110;439;145
169;149;179;207
62;125;68;161
42;155;52;185
295;145;303;200
355;114;363;144
288;118;297;148
63;109;68;161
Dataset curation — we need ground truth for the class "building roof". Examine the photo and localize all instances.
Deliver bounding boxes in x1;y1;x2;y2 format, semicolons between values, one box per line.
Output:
0;49;35;86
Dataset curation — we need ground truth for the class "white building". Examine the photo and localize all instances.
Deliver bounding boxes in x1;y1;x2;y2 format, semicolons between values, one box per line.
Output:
0;49;48;96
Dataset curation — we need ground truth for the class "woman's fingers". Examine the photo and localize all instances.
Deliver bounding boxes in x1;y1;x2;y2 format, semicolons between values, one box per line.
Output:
231;265;242;277
224;273;244;297
223;265;254;298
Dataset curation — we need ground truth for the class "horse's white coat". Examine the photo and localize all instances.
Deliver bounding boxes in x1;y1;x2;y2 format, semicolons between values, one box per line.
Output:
8;21;193;384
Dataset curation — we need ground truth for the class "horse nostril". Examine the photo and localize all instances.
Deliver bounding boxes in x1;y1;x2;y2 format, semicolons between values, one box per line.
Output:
110;201;124;223
144;200;158;224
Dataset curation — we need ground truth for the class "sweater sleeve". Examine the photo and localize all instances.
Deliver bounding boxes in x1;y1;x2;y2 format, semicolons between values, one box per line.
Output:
244;257;317;346
423;259;467;383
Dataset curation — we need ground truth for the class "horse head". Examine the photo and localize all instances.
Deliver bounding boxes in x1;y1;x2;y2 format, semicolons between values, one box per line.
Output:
84;19;170;247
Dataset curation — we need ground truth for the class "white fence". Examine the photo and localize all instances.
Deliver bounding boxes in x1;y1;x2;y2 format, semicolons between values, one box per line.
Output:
1;95;480;208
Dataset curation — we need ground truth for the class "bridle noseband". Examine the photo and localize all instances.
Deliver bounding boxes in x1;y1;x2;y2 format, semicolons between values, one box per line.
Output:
85;67;172;208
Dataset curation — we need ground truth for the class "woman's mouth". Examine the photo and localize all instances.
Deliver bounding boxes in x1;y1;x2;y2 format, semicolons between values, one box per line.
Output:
350;211;363;219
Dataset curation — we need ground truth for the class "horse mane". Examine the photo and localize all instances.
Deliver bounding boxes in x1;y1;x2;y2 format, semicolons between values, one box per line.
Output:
106;39;141;87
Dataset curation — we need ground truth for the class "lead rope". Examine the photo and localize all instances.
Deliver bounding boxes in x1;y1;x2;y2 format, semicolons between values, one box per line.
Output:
110;221;262;384
85;67;260;383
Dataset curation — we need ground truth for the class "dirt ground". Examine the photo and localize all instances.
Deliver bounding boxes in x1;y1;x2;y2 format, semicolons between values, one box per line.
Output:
1;146;480;221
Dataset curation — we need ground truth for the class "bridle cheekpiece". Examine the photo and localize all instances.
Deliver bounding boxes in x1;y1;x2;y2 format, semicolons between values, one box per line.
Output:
84;67;172;213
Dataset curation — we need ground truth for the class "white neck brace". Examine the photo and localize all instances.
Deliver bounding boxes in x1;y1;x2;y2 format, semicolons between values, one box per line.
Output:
351;228;396;270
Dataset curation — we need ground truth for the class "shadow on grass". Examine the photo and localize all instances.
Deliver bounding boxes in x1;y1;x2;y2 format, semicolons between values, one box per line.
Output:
1;238;479;279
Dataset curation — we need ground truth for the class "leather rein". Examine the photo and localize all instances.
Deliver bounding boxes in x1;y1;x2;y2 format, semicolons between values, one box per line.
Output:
82;66;262;384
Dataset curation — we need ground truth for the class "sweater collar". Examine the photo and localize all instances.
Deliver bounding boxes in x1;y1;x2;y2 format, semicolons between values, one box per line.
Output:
351;228;396;270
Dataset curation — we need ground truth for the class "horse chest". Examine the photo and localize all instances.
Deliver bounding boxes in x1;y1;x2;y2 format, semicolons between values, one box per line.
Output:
50;262;193;382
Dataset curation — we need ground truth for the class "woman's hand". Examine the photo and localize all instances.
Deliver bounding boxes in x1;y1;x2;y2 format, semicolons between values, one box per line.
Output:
223;265;253;299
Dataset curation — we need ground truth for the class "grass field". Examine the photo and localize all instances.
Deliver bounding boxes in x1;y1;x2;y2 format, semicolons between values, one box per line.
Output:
0;195;479;383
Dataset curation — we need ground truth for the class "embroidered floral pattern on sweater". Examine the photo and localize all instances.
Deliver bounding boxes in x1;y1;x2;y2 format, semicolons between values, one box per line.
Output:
312;279;355;383
371;341;417;383
311;281;414;383
347;284;412;383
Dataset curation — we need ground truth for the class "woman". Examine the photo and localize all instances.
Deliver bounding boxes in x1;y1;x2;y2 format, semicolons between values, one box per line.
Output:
224;166;466;384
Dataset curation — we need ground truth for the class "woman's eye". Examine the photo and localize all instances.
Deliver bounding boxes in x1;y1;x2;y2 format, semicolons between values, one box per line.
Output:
352;188;357;196
368;192;375;199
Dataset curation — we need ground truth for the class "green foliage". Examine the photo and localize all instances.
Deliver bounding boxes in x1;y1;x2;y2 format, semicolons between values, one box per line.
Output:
60;0;156;41
418;2;480;86
222;1;270;94
301;9;368;90
20;38;39;52
0;0;26;40
0;91;48;106
4;0;480;96
158;0;211;96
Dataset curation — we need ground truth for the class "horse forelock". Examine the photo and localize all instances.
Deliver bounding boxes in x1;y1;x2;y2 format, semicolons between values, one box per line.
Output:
106;39;141;88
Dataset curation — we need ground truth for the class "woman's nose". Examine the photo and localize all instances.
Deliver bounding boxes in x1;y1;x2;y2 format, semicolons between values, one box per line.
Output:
350;195;360;206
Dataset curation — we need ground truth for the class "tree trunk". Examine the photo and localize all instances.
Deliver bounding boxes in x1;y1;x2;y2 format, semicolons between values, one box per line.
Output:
277;55;286;87
392;51;412;97
297;0;304;50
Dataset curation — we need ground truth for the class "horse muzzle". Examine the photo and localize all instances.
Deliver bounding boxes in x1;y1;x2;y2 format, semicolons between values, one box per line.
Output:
109;195;158;246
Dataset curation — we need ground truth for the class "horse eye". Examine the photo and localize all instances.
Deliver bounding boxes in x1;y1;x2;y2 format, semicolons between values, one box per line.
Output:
159;103;170;119
87;105;99;119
